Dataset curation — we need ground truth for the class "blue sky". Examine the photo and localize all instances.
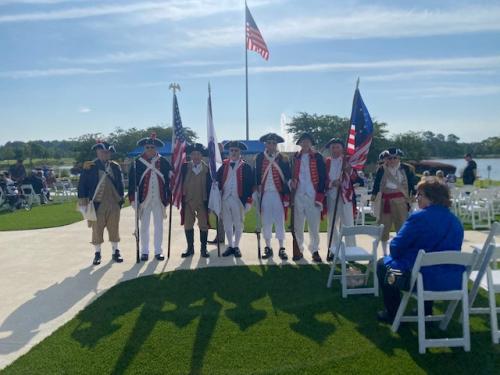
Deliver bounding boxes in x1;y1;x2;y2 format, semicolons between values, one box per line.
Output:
0;0;499;146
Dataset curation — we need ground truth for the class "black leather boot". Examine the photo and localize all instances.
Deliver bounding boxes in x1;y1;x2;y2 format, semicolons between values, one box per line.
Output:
181;229;195;258
200;230;209;258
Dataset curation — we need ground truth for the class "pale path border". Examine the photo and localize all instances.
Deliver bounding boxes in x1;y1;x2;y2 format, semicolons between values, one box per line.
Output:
0;207;488;369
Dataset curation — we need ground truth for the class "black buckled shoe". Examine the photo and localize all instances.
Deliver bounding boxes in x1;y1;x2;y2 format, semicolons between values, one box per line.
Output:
222;247;234;257
181;248;194;258
141;253;149;262
312;251;322;263
155;253;165;261
326;251;334;262
113;249;123;263
200;230;209;258
292;252;303;262
262;247;273;259
278;247;288;260
93;252;101;265
233;247;242;258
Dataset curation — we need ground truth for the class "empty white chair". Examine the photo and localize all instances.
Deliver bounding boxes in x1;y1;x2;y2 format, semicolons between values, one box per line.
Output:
355;193;374;225
327;224;383;298
441;222;500;343
391;249;477;354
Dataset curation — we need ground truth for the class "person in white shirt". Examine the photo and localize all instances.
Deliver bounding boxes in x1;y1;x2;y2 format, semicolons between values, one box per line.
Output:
254;133;291;260
290;133;326;263
324;138;357;261
128;133;172;261
216;141;254;258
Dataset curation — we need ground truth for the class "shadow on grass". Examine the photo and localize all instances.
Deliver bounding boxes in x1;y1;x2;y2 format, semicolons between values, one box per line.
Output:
9;265;498;374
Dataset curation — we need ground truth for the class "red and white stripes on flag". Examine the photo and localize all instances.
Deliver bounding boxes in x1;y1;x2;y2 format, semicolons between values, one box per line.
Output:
170;93;186;209
346;124;356;155
246;4;269;61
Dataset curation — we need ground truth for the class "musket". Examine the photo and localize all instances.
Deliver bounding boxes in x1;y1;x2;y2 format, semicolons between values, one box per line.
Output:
134;158;140;263
255;189;262;259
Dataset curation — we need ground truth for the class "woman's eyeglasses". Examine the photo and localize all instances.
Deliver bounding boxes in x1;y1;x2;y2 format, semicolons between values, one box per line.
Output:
145;146;155;150
229;149;239;153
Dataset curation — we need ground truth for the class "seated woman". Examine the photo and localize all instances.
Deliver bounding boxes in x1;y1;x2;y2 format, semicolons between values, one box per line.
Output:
376;178;464;323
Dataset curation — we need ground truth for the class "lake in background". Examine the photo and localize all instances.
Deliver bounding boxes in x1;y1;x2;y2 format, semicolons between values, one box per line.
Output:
433;158;500;181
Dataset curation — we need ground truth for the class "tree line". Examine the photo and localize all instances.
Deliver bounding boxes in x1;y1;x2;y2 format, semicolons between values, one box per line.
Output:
0;114;498;167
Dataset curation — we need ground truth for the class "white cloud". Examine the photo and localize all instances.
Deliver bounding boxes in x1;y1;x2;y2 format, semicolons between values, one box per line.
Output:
189;55;500;78
363;69;498;82
78;106;91;113
0;67;117;79
0;0;274;23
179;5;500;49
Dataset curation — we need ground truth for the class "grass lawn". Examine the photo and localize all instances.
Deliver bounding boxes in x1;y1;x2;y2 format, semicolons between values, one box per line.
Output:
0;200;83;231
3;265;499;374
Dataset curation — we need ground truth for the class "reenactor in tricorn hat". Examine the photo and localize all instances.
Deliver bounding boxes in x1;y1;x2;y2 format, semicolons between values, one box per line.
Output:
128;133;172;261
371;147;416;255
78;140;125;265
216;141;254;258
254;132;291;260
290;133;326;262
180;143;212;258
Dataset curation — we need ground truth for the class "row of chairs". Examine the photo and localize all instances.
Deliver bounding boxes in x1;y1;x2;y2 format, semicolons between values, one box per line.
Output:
452;186;500;229
49;180;78;202
326;222;500;353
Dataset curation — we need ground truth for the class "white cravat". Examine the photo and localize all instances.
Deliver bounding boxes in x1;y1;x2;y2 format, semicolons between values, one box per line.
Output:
192;162;202;175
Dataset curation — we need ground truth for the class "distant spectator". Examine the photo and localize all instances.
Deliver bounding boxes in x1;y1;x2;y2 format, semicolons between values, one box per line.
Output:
45;169;57;188
420;170;431;182
8;159;26;183
462;153;477;185
435;170;445;183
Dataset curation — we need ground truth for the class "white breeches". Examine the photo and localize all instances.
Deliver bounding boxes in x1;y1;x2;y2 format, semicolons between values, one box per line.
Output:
294;192;321;254
327;190;355;251
140;202;165;255
222;195;244;248
261;191;285;243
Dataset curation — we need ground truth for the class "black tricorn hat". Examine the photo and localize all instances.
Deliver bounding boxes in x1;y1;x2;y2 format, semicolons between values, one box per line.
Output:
386;147;404;157
186;143;207;156
91;140;115;153
295;132;316;146
137;132;164;148
259;132;285;143
324;137;344;148
223;141;248;151
379;150;388;161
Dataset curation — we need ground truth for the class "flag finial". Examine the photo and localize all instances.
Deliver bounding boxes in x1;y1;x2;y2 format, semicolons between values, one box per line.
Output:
169;83;181;94
208;81;211;95
356;77;360;90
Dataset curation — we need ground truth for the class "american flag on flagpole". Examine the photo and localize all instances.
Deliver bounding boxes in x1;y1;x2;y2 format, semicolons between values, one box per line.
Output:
346;87;373;170
170;93;186;208
246;4;269;60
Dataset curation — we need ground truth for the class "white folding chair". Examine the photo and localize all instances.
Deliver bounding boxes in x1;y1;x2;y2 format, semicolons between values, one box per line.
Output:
391;249;477;354
326;224;383;298
20;184;40;206
441;222;500;343
355;193;374;225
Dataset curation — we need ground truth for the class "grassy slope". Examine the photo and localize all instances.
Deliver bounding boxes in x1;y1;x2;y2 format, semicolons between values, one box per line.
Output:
3;265;499;375
0;200;82;231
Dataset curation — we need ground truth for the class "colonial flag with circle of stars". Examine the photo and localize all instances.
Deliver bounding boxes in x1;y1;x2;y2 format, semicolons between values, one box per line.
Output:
347;88;373;170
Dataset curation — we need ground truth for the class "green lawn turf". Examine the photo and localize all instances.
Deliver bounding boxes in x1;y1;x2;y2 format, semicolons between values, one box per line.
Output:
0;200;83;231
3;265;499;374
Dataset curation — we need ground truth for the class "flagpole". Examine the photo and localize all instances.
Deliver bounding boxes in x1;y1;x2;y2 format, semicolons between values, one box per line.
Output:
245;1;249;140
326;77;360;260
168;82;180;259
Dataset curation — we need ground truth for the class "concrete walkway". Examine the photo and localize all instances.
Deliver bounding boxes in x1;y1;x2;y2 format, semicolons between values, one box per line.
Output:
0;207;489;369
